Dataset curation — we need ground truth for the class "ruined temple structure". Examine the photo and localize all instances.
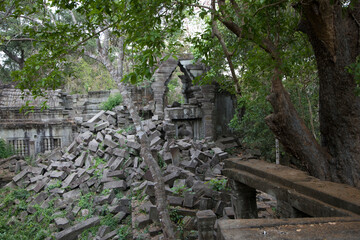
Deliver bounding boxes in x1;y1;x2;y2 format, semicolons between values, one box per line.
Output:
153;55;236;140
0;55;235;156
0;86;75;156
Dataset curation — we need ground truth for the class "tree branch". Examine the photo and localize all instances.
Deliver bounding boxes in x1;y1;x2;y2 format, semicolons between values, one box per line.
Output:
253;0;287;16
211;0;241;94
2;47;22;65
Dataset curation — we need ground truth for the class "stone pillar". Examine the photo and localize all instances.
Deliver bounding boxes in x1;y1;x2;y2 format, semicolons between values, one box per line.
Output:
229;179;258;219
196;210;216;240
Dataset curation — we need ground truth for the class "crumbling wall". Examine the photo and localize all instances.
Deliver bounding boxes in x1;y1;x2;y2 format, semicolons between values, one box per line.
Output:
0;86;76;156
0;55;235;157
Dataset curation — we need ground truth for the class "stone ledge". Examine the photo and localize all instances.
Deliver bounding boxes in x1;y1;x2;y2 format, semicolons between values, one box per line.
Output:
217;217;360;240
223;158;360;216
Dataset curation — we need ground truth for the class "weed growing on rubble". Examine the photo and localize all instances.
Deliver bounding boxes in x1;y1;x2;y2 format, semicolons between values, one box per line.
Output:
0;188;62;240
206;178;229;191
101;93;123;111
0;138;14;159
171;184;191;196
118;223;131;239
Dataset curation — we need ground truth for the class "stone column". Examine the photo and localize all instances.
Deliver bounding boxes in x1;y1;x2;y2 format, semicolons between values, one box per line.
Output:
196;210;216;240
229;179;258;219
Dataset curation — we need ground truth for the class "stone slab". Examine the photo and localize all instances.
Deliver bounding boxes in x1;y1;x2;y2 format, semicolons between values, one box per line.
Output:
54;216;100;240
217;217;360;240
223;158;360;217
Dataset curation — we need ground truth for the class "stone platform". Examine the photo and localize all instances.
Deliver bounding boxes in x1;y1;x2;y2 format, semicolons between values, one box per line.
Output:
217;217;360;240
222;158;360;218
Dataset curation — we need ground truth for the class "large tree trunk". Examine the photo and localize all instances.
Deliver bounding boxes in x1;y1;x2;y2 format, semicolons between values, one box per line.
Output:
298;1;360;187
265;68;333;180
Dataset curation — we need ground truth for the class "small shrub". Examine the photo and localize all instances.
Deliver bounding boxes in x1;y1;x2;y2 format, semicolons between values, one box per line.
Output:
206;178;229;191
171;185;191;196
101;93;123;111
0;138;14;159
46;180;62;191
118;224;131;239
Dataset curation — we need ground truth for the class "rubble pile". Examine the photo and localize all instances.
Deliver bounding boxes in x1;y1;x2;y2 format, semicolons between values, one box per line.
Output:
1;109;246;239
0;155;26;186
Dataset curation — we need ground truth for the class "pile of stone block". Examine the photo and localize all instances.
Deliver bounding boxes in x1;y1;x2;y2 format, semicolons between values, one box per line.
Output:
131;136;238;239
0;155;26;186
3;108;243;239
4;110;142;240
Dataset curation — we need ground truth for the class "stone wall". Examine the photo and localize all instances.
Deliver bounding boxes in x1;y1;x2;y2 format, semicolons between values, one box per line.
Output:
158;56;235;140
0;86;76;156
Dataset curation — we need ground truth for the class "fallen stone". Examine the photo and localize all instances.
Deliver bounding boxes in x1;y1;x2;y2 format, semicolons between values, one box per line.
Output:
62;173;78;189
126;141;141;151
149;226;162;237
88;111;105;123
107;170;126;179
177;140;192;150
95;121;110;131
34;179;48;193
78;131;93;144
168;196;183;206
150;136;162;147
183;192;195;208
104;135;118;148
164;171;180;187
55;217;69;230
13;168;29;182
63;189;81;201
103;180;127;191
88;139;99;152
134;215;152;229
100;230;117;240
223;207;235;219
50;171;67;180
54;216;100;240
110;157;124;171
97;225;111;238
74;152;87;167
113;211;127;222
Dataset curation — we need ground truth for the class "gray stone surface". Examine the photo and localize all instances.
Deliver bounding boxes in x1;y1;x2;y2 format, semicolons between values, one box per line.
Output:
103;180;127;191
88;139;99;152
54;216;100;240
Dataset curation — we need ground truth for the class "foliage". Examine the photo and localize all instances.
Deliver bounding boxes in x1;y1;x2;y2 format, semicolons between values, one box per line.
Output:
166;68;184;105
157;154;166;169
171;184;191;197
46;180;62;191
78;192;95;220
347;56;360;96
117;224;131;239
0;138;14;159
169;207;184;225
63;57;116;94
0;188;59;240
206;178;229;192
100;93;123;111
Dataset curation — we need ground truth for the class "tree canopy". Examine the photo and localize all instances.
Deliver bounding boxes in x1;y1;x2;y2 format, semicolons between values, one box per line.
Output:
1;0;360;189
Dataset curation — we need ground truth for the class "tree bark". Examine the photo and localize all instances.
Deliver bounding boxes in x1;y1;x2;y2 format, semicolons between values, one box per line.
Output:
265;67;332;180
298;0;360;187
215;0;360;187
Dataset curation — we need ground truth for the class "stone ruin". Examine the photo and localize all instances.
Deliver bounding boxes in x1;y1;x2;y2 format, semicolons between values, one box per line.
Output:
0;55;248;239
0;55;236;158
1;107;259;239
